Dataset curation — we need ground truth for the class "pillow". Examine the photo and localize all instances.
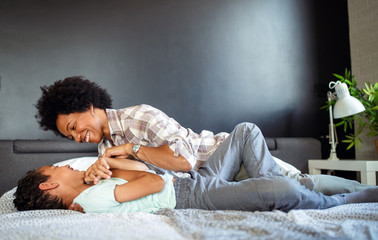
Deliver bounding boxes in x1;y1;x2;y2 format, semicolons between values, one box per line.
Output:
0;188;16;214
53;156;98;171
273;156;301;176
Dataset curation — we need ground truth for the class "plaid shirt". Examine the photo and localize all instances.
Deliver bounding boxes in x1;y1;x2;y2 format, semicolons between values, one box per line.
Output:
98;104;229;170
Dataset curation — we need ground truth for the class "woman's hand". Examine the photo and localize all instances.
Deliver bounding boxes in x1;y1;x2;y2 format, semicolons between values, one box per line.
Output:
84;157;112;185
102;143;133;159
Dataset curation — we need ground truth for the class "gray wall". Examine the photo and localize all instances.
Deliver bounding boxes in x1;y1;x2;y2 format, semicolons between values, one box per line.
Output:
0;0;352;157
348;0;378;160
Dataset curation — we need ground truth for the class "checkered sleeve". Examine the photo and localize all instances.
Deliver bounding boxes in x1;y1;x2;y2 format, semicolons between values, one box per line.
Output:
139;105;197;168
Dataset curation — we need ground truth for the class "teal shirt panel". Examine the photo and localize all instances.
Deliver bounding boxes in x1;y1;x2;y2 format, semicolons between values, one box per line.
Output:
73;173;176;213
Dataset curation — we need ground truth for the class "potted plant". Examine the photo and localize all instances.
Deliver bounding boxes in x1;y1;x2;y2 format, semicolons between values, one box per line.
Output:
323;69;378;151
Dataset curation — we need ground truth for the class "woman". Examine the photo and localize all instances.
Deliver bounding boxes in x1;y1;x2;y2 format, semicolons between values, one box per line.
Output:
35;76;369;194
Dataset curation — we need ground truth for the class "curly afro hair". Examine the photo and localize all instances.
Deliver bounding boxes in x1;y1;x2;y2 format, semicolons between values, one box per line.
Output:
35;76;113;137
13;169;66;211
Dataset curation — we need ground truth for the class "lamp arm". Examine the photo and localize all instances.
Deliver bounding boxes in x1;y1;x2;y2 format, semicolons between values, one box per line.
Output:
327;91;339;161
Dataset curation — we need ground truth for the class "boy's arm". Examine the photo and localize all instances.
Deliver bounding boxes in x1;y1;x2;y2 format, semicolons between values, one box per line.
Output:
70;160;152;212
111;169;165;203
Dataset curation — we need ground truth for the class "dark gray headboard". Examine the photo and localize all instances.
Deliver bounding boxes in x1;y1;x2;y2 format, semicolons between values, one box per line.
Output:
0;138;321;196
0;140;98;196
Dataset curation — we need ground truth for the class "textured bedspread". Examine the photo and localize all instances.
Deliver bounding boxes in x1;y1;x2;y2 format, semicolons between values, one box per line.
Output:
1;189;378;240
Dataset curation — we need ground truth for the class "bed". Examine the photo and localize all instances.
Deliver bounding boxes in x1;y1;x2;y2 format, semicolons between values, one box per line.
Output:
0;138;377;239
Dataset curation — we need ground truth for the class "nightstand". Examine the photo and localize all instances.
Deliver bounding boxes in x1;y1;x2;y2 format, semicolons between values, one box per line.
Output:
308;160;378;186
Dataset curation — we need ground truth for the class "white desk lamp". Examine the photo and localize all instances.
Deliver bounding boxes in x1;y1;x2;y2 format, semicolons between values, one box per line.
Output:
327;81;365;161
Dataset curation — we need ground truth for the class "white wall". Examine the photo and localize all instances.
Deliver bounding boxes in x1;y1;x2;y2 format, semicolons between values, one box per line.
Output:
348;0;378;159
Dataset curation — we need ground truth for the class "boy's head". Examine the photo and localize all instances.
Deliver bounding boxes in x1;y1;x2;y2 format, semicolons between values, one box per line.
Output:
13;169;65;211
14;165;85;211
35;76;113;137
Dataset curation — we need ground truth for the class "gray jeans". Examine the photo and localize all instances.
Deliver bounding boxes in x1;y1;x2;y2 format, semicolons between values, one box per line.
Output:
236;157;371;196
295;174;371;195
174;123;341;212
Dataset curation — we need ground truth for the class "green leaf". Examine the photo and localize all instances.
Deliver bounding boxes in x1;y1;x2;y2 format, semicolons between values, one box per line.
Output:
345;135;355;140
367;132;376;137
346;143;354;150
333;73;344;80
355;137;363;148
341;139;355;150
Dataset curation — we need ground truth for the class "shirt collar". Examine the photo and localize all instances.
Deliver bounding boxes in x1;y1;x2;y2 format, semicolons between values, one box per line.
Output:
105;108;127;145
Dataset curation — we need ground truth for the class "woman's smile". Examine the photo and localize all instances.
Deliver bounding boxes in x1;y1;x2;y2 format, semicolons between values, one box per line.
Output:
84;131;90;143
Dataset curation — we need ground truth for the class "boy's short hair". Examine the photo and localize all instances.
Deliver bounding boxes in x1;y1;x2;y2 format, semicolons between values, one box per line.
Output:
35;76;113;137
13;169;66;211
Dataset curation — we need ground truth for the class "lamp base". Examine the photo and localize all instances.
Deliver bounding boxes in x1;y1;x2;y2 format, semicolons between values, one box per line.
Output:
328;152;339;161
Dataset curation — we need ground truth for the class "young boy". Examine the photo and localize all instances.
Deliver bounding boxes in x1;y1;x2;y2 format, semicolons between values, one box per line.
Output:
14;160;176;213
14;124;378;213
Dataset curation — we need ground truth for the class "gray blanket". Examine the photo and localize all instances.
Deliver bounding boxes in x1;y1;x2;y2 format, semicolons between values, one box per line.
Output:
1;189;377;240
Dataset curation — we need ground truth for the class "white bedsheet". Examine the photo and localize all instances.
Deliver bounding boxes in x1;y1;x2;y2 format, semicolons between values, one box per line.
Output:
1;188;378;240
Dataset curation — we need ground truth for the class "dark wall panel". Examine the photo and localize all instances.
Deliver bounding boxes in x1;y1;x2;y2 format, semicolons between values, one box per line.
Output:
0;0;351;158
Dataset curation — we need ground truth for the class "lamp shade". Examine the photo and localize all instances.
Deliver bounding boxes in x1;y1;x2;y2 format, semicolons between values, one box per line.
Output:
333;82;365;119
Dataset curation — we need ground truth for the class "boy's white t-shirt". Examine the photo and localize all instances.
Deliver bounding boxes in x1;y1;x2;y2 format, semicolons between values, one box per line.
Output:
73;172;176;213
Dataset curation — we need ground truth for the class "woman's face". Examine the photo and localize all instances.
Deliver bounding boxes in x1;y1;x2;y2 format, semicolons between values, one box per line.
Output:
56;107;105;144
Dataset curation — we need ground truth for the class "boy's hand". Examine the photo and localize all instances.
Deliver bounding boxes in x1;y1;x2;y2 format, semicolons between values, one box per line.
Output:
84;157;112;185
69;203;85;213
